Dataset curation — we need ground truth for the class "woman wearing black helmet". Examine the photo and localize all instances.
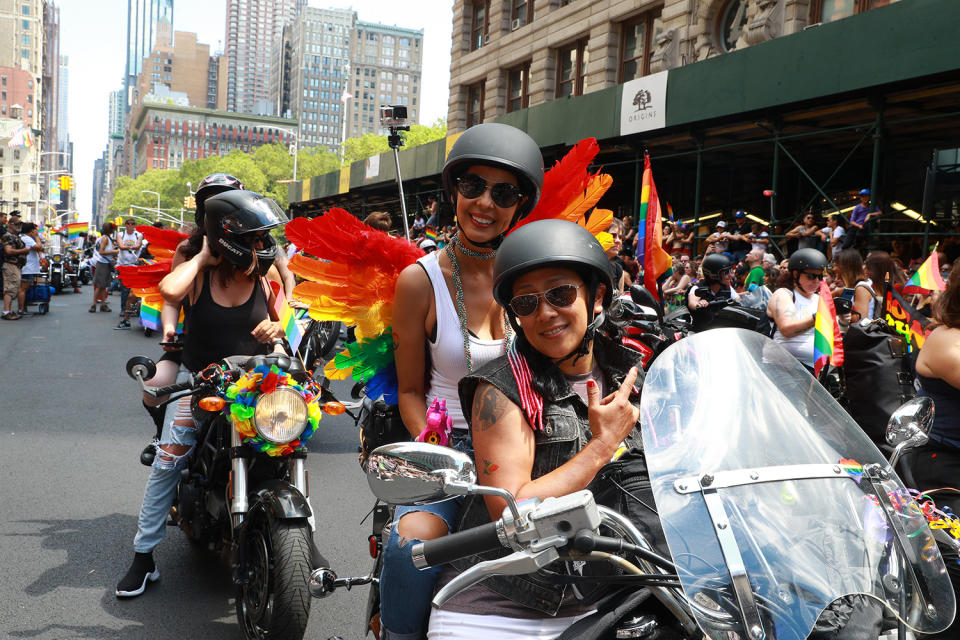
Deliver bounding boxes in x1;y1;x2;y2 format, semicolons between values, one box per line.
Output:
380;122;544;640
424;220;647;638
766;248;827;372
116;190;290;598
686;253;739;331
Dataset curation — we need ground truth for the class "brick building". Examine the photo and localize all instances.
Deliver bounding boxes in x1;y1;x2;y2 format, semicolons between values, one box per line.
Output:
129;102;297;177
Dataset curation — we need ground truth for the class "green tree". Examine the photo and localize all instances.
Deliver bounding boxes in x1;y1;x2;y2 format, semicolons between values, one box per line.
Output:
340;118;447;166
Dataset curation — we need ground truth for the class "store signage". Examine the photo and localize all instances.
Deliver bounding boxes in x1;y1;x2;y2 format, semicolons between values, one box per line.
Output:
620;70;669;136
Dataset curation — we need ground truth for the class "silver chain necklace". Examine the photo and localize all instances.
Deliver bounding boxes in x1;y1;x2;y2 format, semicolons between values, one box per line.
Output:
444;235;510;373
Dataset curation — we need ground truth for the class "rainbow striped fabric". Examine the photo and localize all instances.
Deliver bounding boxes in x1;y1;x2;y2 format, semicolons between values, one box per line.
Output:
813;280;844;376
635;153;672;301
270;281;304;352
140;300;185;333
903;251;946;295
424;226;437;241
55;222;88;239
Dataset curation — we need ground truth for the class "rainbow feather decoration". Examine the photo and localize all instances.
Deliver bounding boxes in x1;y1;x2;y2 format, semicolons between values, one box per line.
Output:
116;227;189;332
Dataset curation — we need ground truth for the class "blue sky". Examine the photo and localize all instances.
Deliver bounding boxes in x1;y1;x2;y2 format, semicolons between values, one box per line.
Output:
58;0;453;219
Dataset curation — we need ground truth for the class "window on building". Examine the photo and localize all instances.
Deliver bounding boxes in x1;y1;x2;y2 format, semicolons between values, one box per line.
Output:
511;0;533;28
471;0;490;51
619;9;662;83
466;81;485;127
812;0;896;23
507;62;530;112
556;39;588;98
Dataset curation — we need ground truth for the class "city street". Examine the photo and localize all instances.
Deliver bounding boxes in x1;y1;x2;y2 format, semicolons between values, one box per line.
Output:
0;288;375;639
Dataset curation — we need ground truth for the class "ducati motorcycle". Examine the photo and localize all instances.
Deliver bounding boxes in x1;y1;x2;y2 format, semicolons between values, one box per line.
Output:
126;352;347;640
330;330;956;640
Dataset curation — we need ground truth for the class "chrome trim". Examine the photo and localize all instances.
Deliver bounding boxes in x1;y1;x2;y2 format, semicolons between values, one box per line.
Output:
231;426;248;528
674;463;848;494
432;547;559;608
411;542;427;570
702;488;765;639
289;457;307;497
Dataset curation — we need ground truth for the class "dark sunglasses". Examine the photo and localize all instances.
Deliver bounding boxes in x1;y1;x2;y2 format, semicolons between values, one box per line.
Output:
509;284;581;317
801;271;824;281
456;174;524;209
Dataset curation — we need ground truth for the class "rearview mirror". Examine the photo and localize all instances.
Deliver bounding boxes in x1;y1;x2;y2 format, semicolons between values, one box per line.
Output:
886;397;934;448
365;442;477;505
629;285;664;323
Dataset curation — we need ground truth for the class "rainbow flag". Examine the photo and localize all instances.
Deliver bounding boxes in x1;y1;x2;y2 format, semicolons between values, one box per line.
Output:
635;153;672;301
813;280;844;376
55;222;88;239
7;125;33;149
270;281;304;352
903;251;946;295
140;299;185;333
424;226;437;241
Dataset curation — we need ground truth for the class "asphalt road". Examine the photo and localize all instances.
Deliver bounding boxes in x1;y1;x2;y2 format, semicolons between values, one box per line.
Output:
0;287;377;639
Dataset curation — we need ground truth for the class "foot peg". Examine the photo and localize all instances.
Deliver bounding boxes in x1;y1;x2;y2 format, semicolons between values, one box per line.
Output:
140;442;156;466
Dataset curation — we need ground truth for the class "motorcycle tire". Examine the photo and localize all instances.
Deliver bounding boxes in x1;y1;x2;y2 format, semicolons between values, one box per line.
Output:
299;320;341;370
80;272;90;285
237;518;312;640
51;272;62;294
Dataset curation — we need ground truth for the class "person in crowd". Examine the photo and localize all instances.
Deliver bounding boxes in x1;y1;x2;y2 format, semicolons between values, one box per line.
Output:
662;255;692;308
850;250;899;322
383;122;544;640
115;218;144;330
742;249;766;291
833;248;864;304
687;253;739;331
426;220;647;639
747;222;770;254
412;210;426;237
908;260;960;639
621;215;635;253
116;190;289;598
0;211;7;236
424;195;439;229
663;220;685;258
2;213;29;320
845;188;881;249
704;220;730;255
766;248;826;373
18;222;44;314
90;222;118;313
824;214;846;260
418;238;438;253
364;211;393;233
605;219;631;292
786;211;825;253
728;210;752;262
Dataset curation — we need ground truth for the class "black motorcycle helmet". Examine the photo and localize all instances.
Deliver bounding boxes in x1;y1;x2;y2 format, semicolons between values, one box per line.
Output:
494;220;614;362
203;190;288;277
701;253;735;284
442;123;544;249
195;173;244;228
788;248;828;274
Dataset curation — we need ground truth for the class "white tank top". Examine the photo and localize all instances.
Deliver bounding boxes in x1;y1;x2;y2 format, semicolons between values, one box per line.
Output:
773;288;819;367
419;252;504;432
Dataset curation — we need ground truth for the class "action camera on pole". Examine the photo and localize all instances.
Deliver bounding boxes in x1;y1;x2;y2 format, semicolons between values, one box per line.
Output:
382;104;412;239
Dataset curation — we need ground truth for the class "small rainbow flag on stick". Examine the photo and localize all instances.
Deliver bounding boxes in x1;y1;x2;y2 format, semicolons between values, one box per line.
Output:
424;226;437;241
813;280;844;377
55;222;88;239
270;281;304;352
902;250;946;295
139;299;185;333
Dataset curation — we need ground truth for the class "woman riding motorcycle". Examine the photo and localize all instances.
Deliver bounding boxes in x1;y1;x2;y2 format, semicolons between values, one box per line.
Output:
766;248;826;373
686;253;739;331
427;220;650;639
381;122;544;639
116;190;289;597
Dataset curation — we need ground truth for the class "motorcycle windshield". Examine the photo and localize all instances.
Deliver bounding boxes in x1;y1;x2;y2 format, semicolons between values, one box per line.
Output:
640;329;954;640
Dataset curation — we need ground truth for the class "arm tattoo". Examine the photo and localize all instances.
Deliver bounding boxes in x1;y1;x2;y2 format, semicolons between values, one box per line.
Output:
482;459;500;475
474;385;504;432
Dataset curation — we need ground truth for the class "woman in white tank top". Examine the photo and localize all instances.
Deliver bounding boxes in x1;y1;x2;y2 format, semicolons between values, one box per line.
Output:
767;248;828;370
382;123;545;640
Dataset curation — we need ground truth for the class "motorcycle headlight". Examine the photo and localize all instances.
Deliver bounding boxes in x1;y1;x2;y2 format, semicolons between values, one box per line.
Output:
253;387;308;444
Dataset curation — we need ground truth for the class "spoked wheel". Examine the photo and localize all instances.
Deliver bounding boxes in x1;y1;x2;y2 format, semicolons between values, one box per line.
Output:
299;320;341;370
237;518;312;640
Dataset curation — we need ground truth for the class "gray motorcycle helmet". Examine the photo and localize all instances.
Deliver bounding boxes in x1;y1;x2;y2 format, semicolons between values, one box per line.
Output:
788;248;828;274
442;123;544;223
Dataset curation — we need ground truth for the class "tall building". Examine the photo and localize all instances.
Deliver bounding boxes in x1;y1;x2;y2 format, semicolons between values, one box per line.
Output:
56;55;69;166
41;1;65;178
224;0;304;116
129;23;212;112
108;89;125;137
348;21;423;137
124;0;174;110
279;9;424;153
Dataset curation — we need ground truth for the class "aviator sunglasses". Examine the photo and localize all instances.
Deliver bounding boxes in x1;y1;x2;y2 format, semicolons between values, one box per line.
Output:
456;174;524;208
509;284;581;317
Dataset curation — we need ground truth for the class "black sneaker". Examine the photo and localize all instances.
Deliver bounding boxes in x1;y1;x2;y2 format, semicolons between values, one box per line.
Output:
116;552;159;597
114;321;131;330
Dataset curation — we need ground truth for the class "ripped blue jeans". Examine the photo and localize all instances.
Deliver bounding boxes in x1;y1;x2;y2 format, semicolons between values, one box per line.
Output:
379;434;471;640
133;369;196;553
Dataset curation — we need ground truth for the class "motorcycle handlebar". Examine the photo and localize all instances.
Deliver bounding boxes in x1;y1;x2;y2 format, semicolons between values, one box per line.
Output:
149;378;195;397
412;521;503;569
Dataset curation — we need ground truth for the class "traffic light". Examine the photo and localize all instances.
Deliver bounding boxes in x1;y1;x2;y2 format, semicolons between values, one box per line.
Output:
58;175;75;190
183;195;196;209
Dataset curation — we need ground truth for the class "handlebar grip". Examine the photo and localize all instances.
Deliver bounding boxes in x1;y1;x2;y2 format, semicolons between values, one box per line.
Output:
152;379;194;396
412;521;503;569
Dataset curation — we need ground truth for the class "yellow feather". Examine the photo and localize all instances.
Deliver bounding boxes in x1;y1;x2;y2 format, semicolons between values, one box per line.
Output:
557;174;613;222
583;208;614;236
596;232;614;251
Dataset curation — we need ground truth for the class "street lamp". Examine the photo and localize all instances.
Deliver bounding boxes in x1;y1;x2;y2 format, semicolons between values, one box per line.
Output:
142;190;161;220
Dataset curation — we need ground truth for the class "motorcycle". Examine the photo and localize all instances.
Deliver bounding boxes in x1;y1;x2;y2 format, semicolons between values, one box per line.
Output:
330;329;956;640
613;285;690;370
125;352;347;640
47;252;65;294
77;248;94;285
